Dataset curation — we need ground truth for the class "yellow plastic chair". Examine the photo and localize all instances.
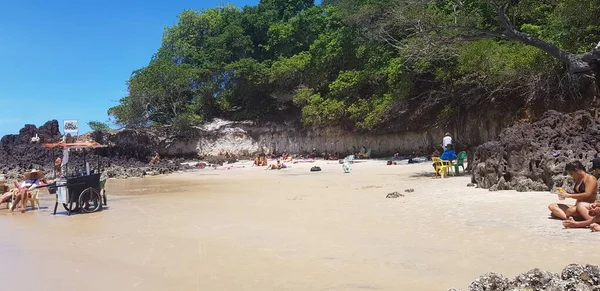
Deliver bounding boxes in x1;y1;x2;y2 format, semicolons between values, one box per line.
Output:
29;190;40;210
8;190;40;210
432;157;453;178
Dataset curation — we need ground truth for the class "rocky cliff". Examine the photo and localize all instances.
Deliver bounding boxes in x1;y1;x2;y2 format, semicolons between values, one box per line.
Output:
92;113;510;160
0;120;184;179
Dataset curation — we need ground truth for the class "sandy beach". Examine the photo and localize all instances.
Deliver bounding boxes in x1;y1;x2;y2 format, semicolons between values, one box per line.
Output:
1;160;599;290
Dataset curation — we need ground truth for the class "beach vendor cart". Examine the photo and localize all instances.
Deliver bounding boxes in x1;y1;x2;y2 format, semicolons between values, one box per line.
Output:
42;141;108;215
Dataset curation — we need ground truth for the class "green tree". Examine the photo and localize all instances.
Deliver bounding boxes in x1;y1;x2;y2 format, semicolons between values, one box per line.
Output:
88;121;111;131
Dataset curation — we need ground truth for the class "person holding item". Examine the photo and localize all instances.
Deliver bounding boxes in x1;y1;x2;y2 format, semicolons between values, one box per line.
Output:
548;161;597;224
561;158;600;230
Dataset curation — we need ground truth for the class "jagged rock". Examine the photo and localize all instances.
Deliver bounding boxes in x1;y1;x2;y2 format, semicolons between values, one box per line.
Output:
456;264;600;291
386;192;404;198
472;110;600;191
511;268;558;290
0;120;187;179
467;272;510;291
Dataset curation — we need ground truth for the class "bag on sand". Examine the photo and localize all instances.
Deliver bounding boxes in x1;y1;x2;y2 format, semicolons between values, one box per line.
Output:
310;166;322;172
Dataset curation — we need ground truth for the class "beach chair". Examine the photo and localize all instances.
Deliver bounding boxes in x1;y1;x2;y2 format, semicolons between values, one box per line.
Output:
454;151;467;175
7;190;40;210
343;155;355;164
432;157;453;178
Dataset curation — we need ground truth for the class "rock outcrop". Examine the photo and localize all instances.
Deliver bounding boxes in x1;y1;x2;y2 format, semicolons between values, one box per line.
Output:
0;120;190;179
450;264;600;291
472;109;600;191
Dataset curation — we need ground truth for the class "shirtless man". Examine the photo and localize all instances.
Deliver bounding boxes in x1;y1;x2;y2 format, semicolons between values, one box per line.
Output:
562;158;600;230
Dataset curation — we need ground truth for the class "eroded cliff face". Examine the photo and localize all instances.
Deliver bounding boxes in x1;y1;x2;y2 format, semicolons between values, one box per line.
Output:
95;117;501;159
0;101;572;181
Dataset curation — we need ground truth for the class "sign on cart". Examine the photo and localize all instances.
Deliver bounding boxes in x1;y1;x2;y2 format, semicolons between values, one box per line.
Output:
63;120;78;134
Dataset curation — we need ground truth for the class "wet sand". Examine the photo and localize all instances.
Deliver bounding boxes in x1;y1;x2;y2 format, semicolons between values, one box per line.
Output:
1;161;600;290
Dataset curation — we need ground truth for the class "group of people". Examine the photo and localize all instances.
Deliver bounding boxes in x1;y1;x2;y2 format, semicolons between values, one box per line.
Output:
548;158;600;231
253;153;289;170
0;169;49;213
429;133;457;174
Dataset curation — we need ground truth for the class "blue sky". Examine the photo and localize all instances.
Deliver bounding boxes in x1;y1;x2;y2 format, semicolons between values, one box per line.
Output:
0;0;260;136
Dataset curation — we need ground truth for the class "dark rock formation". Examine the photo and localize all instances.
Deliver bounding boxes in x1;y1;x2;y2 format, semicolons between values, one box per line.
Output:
472;109;600;191
467;273;511;291
386;191;404;198
0;120;191;179
450;264;600;291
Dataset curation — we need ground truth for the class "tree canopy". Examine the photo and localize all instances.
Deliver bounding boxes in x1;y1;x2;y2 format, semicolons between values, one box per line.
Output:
109;0;600;131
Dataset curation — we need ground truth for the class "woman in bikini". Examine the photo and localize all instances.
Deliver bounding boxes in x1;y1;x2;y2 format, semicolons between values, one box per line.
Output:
548;161;597;226
562;158;600;230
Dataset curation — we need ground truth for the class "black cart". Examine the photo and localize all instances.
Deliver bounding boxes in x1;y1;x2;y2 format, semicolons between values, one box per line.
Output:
43;142;108;215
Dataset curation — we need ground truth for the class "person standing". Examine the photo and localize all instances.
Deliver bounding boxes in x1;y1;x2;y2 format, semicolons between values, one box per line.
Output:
54;156;62;177
443;133;452;150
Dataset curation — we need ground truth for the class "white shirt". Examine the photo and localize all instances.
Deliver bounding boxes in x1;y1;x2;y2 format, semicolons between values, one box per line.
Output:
21;179;42;190
443;136;453;149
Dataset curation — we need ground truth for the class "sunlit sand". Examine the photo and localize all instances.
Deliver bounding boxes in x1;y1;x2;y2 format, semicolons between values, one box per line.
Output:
0;161;596;290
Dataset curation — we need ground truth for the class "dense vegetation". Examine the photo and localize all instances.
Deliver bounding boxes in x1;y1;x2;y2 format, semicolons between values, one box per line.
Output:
108;0;600;131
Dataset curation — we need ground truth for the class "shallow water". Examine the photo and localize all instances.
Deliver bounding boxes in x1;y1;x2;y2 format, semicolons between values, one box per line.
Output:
1;163;599;290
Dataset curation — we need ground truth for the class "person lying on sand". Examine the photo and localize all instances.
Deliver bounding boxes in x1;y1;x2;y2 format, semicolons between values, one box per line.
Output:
560;159;600;230
549;161;597;223
266;160;283;170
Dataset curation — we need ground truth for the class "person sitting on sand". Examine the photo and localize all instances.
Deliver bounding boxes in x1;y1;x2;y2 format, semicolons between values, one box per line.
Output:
310;148;317;159
254;154;268;166
150;152;160;165
559;159;600;229
549;161;597;224
281;151;293;162
11;169;47;213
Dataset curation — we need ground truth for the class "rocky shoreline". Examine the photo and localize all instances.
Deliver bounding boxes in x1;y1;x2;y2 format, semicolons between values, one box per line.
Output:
0;120;201;179
450;264;600;291
471;109;600;192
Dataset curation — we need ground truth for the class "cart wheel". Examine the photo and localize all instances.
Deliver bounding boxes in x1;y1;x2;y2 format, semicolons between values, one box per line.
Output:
79;188;102;213
62;202;80;212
